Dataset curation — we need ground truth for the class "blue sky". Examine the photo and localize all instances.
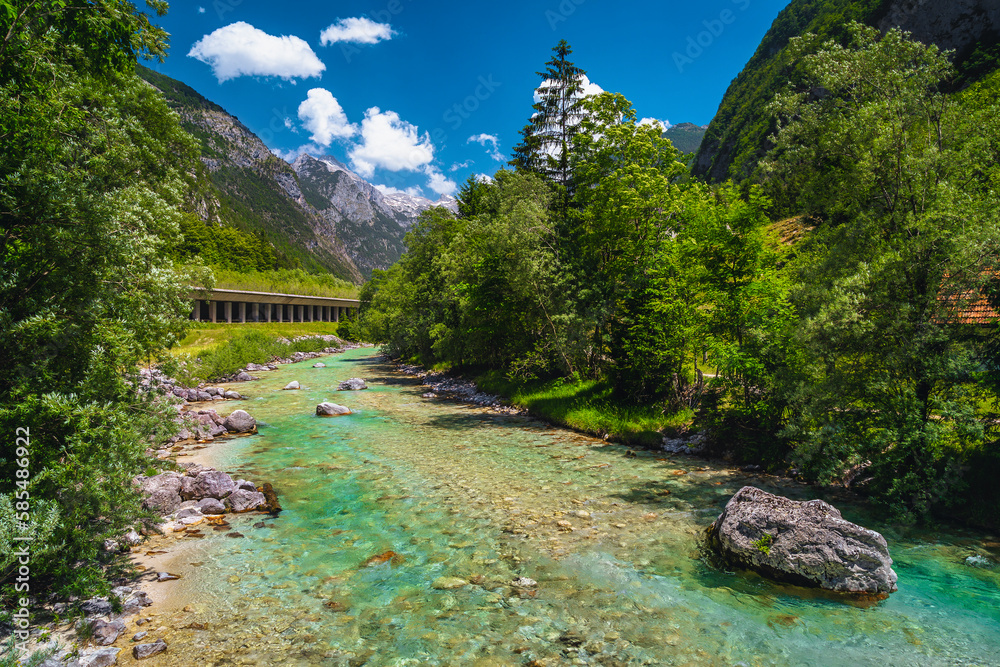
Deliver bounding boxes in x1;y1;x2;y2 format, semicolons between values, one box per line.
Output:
147;0;790;198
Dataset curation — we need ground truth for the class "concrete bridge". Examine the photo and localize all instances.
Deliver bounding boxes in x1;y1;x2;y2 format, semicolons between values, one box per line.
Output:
189;288;360;323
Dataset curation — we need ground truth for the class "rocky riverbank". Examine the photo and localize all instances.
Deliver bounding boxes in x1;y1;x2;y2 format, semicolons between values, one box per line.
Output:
393;359;526;414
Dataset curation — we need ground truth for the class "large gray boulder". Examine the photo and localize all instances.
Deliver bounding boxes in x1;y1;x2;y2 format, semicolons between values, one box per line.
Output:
337;377;368;391
316;402;351;416
235;371;252;382
283;381;300;390
708;486;897;595
223;409;256;433
136;473;183;513
227;489;266;513
192;470;236;499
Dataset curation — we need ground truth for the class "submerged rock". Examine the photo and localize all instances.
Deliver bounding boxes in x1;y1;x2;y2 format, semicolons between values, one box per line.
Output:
316;402;351;416
284;381;300;390
337;377;368;391
261;482;282;513
708;486;897;595
313;362;326;368
432;576;468;589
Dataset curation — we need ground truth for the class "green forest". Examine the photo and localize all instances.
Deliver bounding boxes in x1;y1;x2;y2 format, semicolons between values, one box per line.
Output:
360;31;1000;527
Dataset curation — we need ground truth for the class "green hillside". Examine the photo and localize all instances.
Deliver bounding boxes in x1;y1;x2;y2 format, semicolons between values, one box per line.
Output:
693;0;1000;183
662;122;707;154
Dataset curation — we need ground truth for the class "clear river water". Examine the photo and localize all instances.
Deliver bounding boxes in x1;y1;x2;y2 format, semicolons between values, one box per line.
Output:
143;349;1000;666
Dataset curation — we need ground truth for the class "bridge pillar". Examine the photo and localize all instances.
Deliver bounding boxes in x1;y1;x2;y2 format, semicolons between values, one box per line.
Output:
238;302;246;323
190;301;199;321
251;302;259;322
210;301;217;323
334;306;340;322
224;301;232;324
296;305;304;323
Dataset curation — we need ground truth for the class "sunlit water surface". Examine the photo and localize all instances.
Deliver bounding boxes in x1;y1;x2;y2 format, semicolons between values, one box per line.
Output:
140;350;1000;666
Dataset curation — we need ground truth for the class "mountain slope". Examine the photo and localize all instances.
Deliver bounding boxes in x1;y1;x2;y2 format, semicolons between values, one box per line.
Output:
292;154;457;278
693;0;1000;183
663;123;707;154
137;66;362;283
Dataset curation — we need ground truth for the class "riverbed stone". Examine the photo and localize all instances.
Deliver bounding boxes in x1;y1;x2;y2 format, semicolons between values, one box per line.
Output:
71;647;121;667
192;470;236;499
175;507;203;520
195;390;212;402
198;497;226;514
708;486;898;595
313;362;326;368
223;409;256;433
284;381;300;390
224;390;242;400
92;619;126;646
79;598;114;616
137;473;183;513
337;377;368;391
235;371;252;382
132;639;167;659
432;576;468;589
227;489;266;512
235;479;256;491
316;402;351;416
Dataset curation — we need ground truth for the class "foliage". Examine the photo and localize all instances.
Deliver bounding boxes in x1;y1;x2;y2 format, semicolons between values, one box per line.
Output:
0;0;195;596
173;329;336;384
210;268;359;298
764;23;1000;520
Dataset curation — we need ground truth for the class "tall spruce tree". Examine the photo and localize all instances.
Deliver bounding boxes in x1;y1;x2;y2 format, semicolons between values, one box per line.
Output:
509;40;587;188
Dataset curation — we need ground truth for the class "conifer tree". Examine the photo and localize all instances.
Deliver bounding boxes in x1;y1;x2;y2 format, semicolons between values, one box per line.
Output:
509;40;587;188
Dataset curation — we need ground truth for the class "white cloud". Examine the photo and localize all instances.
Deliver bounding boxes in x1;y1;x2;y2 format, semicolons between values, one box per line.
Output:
188;22;325;83
375;184;424;198
449;160;473;173
467;133;505;162
197;6;206;13
348;107;435;178
475;173;494;183
533;74;603;104
424;166;457;197
320;17;396;45
297;89;356;146
639;117;672;130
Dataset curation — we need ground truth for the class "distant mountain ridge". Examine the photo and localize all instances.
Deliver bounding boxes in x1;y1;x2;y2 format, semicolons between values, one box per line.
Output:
137;66;457;281
292;154;457;278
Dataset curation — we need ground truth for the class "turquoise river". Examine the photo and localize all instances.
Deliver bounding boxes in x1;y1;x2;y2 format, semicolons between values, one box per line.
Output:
138;349;1000;666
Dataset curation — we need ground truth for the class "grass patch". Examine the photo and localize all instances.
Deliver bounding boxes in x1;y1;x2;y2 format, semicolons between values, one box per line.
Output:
476;371;692;446
174;322;343;358
167;327;340;384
